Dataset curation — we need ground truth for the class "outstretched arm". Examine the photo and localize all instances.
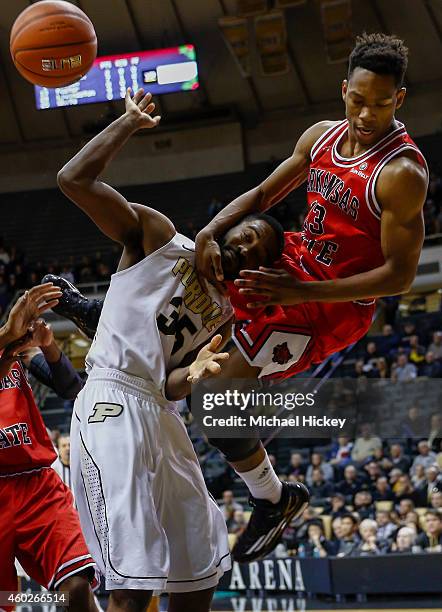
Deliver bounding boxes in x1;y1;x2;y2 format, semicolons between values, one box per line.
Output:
195;121;333;289
57;88;174;253
236;156;428;306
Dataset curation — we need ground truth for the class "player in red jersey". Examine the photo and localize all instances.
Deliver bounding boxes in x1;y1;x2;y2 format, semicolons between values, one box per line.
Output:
192;33;428;559
0;285;99;612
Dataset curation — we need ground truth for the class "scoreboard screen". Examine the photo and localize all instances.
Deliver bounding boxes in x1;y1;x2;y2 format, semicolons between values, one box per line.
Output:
35;45;199;110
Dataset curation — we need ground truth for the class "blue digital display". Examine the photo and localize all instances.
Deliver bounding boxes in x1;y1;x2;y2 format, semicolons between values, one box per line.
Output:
34;45;199;110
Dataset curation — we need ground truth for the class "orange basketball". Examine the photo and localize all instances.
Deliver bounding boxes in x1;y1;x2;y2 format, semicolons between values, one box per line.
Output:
10;0;97;88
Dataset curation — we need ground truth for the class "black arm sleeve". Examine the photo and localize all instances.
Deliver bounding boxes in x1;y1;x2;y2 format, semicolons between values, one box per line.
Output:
29;352;85;400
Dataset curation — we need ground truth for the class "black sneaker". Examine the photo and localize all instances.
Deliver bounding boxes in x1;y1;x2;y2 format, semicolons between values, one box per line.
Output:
41;274;103;339
232;482;310;563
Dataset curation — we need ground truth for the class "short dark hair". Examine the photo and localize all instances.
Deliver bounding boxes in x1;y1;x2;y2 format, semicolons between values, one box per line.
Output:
348;32;408;88
244;213;285;258
341;512;359;526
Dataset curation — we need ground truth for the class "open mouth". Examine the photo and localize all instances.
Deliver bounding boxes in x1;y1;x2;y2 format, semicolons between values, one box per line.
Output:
356;126;375;137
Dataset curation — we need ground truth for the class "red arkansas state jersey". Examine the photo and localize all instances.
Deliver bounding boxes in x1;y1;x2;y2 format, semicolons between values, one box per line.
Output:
0;358;56;476
301;119;428;284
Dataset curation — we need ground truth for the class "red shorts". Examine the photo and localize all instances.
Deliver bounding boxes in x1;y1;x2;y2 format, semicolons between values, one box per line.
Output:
231;234;375;381
0;467;96;608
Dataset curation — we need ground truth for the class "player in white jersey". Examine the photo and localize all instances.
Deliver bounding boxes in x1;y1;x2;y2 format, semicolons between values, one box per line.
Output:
56;87;285;612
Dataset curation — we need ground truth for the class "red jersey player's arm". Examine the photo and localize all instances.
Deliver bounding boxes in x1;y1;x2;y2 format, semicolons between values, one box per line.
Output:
236;155;428;306
195;121;336;287
57;88;174;256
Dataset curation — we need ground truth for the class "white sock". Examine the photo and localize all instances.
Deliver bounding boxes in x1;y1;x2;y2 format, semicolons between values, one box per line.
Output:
235;453;282;504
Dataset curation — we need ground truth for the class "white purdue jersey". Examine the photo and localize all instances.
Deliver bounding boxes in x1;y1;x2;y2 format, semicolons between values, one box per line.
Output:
86;233;233;393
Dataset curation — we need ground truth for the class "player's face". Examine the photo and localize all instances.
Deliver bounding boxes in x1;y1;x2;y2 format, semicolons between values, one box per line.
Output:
342;67;406;147
219;219;279;280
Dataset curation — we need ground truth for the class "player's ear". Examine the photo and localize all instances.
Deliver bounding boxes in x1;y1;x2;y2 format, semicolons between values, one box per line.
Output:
395;87;406;110
342;79;348;102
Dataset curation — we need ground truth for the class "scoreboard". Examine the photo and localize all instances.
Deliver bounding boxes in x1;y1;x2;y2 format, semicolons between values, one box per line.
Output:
35;45;199;110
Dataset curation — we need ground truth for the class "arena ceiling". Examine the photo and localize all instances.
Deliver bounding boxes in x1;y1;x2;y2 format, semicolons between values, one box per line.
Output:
0;0;441;149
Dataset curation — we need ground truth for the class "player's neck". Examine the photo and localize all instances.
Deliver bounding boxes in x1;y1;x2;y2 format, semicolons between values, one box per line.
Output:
344;119;399;158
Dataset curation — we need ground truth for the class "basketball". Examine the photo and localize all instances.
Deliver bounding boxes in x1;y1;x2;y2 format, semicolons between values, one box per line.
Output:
10;0;97;88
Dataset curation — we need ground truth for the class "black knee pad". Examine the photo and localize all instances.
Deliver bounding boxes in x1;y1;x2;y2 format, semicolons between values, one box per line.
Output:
208;437;261;463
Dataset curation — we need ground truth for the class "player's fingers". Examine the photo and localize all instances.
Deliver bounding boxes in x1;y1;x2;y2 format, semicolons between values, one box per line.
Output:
209;334;223;350
246;299;272;308
143;103;156;116
125;87;132;103
133;88;145;104
238;269;278;279
28;284;60;302
213;352;229;362
238;288;272;296
37;299;59;315
207;362;221;374
258;266;285;274
139;93;153;110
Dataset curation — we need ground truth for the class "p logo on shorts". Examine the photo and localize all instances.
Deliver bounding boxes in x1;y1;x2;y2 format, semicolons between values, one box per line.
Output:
88;402;123;423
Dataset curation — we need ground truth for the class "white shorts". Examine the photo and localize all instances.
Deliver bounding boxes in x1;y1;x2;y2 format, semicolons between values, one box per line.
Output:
70;367;231;593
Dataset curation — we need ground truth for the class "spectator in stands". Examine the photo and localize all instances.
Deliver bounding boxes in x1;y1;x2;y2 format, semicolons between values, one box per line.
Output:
300;522;336;558
329;436;354;475
388;443;411;473
364;460;383;487
394;475;424;506
309;467;334;507
364;341;380;364
353;518;384;556
420;351;441;377
401;405;428;439
285;451;306;481
376;323;400;354
219;490;243;522
423;466;442;503
229;510;247;537
389;526;417;553
330;493;347;519
373;476;395;502
403;511;421;534
354;491;376;520
397;498;415;520
391;353;417;382
331;517;343;541
430;490;442;510
375;357;389;379
0;243;10;264
389;468;404;489
294;507;319;543
408;335;426;367
336;465;364;503
415;510;442;552
335;514;360;557
428;331;442;360
306;452;334;485
351;423;382;464
428;413;442;452
376;510;396;541
411;463;427;489
410;440;437;475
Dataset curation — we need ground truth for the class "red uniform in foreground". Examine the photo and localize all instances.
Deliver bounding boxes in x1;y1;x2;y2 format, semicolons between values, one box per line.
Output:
0;357;96;605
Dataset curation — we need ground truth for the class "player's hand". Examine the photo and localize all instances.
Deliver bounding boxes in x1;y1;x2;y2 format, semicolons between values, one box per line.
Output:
234;267;308;307
194;229;227;295
125;87;161;130
187;334;229;384
27;319;54;349
5;284;62;341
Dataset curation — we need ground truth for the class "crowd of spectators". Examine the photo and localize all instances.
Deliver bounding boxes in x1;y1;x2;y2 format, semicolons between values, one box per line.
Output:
221;429;442;558
352;322;442;381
